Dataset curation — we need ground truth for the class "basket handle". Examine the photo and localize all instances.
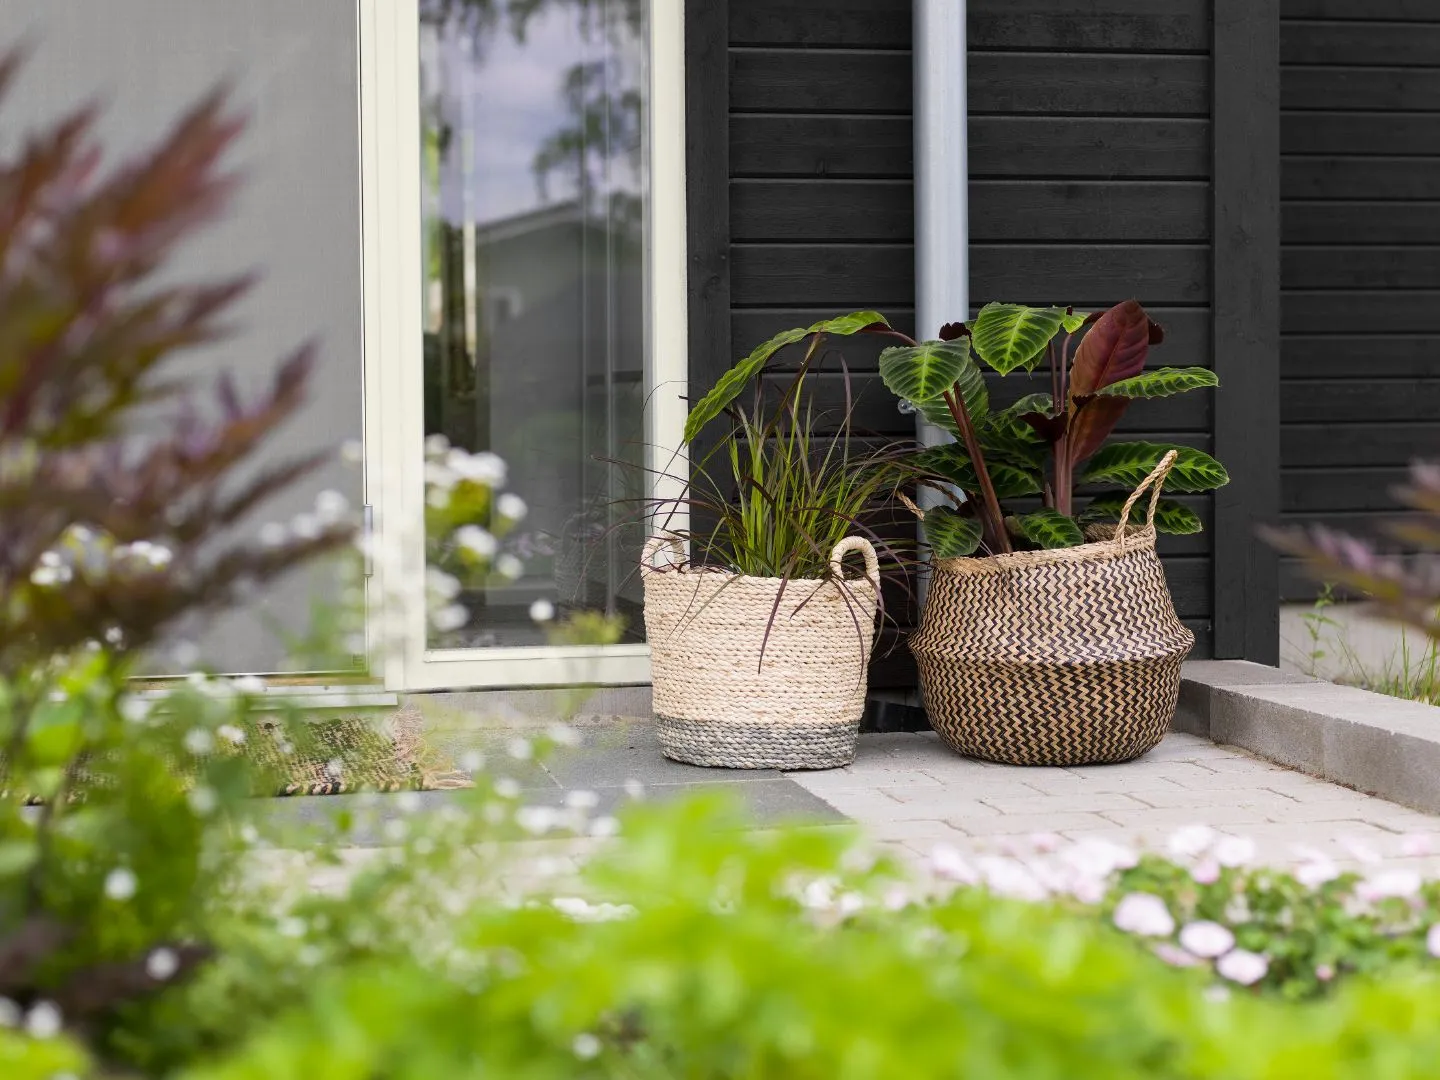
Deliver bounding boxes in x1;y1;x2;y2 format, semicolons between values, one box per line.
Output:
642;532;686;570
829;536;881;589
1114;449;1179;546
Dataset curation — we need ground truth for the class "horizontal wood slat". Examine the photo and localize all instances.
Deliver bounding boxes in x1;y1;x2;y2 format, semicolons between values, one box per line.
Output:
1281;379;1440;422
1282;246;1440;289
728;0;1210;52
1282;467;1413;512
1284;203;1440;245
730;50;1210;116
1280;335;1440;378
1282;422;1440;466
730;116;1211;180
1282;0;1440;21
1283;291;1440;333
1282;68;1440;112
1284;112;1440;156
731;180;1209;242
1281;22;1440;67
1284;157;1440;201
729;244;1210;307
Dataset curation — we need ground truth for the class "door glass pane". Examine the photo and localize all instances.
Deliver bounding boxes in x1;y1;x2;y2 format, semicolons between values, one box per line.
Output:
418;0;648;649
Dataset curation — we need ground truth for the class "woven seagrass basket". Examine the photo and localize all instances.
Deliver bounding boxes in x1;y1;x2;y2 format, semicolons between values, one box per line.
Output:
910;451;1194;767
642;534;880;770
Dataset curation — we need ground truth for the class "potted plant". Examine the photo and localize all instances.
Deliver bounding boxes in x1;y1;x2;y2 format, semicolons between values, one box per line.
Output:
875;300;1230;766
642;313;913;770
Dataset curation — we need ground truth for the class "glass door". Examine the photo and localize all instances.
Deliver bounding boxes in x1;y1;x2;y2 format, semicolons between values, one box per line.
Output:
359;0;686;690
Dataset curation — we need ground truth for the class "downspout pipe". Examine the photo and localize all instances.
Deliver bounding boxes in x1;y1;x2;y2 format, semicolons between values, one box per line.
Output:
913;0;968;455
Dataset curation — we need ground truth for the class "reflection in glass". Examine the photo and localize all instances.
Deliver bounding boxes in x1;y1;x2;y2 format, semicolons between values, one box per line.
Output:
418;0;648;648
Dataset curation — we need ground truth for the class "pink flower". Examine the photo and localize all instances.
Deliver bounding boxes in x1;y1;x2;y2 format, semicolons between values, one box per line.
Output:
1216;948;1268;986
1315;963;1335;982
1191;858;1221;885
1355;870;1422;903
928;844;978;885
1113;893;1175;937
1400;833;1434;858
1427;924;1440;959
1167;825;1218;859
1179;921;1236;959
1212;836;1257;868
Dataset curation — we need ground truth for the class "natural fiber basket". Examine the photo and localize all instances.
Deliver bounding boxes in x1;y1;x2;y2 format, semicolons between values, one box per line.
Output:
910;451;1194;767
642;534;880;770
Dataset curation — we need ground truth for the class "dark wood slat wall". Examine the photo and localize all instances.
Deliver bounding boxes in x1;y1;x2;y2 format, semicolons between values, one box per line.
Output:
707;0;1223;682
1279;0;1440;602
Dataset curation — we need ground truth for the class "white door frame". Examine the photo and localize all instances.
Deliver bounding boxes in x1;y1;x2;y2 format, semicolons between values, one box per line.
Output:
357;0;688;691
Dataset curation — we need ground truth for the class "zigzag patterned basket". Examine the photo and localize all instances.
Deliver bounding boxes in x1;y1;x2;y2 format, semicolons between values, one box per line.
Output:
910;452;1194;767
642;534;880;770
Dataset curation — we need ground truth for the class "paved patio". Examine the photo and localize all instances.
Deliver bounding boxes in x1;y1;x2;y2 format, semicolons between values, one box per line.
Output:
787;730;1440;873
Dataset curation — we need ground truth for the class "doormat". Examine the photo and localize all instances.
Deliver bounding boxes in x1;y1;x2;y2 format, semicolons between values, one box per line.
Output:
257;702;473;796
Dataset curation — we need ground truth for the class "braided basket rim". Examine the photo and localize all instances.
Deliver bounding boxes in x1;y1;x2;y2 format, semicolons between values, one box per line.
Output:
933;523;1158;577
642;562;879;595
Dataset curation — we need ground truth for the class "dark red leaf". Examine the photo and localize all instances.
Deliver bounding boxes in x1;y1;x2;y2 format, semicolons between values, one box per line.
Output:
937;321;969;341
1066;397;1130;464
1019;410;1067;444
1068;300;1151;398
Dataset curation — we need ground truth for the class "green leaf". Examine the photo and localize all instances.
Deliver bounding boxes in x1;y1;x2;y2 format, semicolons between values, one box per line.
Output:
1081;441;1230;493
1014;508;1086;549
914;444;1042;499
969;303;1067;374
923;506;984;558
684;311;890;443
1081;493;1204;535
1094;367;1219;400
1060;310;1087;333
879;339;972;405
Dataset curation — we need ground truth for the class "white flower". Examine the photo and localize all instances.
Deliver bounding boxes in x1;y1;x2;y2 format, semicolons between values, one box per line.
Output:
146;948;180;981
1427;923;1440;959
507;737;533;760
977;856;1047;902
1062;837;1139;879
1167;824;1219;859
24;1001;61;1039
315;489;349;522
622;779;645;800
188;786;218;815
1401;833;1434;858
184;728;215;755
1295;855;1341;888
1154;943;1203;968
1179;920;1235;959
426;567;462;600
1191;858;1221;885
572;1033;601;1060
516;807;557;835
546;722;580;748
432;604;469;633
1356;869;1422;902
449;449;507;487
496;493;528;521
290;512;322;541
258;521;288;548
494;778;521;799
928;844;978;885
231;674;266;696
529;598;555;623
589;815;620;838
1216;948;1268;986
1212;835;1257;868
383;819;409;843
565;790;599;810
104;867;137;901
216;724;246;746
396;791;422;813
494;553;524;580
1028;832;1062;853
424;434;451;458
460;750;486;773
29;565;61;587
1337;834;1382;865
1113;893;1175;938
278;916;307;938
454;525;497;559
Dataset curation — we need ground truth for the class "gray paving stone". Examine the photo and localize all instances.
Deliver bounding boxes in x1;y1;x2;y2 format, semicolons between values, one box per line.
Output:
977;791;1150;815
946;810;1116;837
542;746;778;789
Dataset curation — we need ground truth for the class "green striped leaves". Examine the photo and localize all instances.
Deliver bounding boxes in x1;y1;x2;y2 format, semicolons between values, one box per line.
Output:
1013;509;1086;549
1081;494;1204;535
913;444;1043;499
1080;441;1230;493
880;337;989;434
1094;367;1218;400
684;311;889;444
923;506;984;558
969;303;1068;374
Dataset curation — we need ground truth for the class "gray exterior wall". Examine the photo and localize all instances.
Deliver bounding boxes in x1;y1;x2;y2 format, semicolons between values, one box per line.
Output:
0;0;365;674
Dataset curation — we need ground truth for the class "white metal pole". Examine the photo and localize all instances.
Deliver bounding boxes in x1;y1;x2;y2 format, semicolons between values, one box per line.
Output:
912;0;968;457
